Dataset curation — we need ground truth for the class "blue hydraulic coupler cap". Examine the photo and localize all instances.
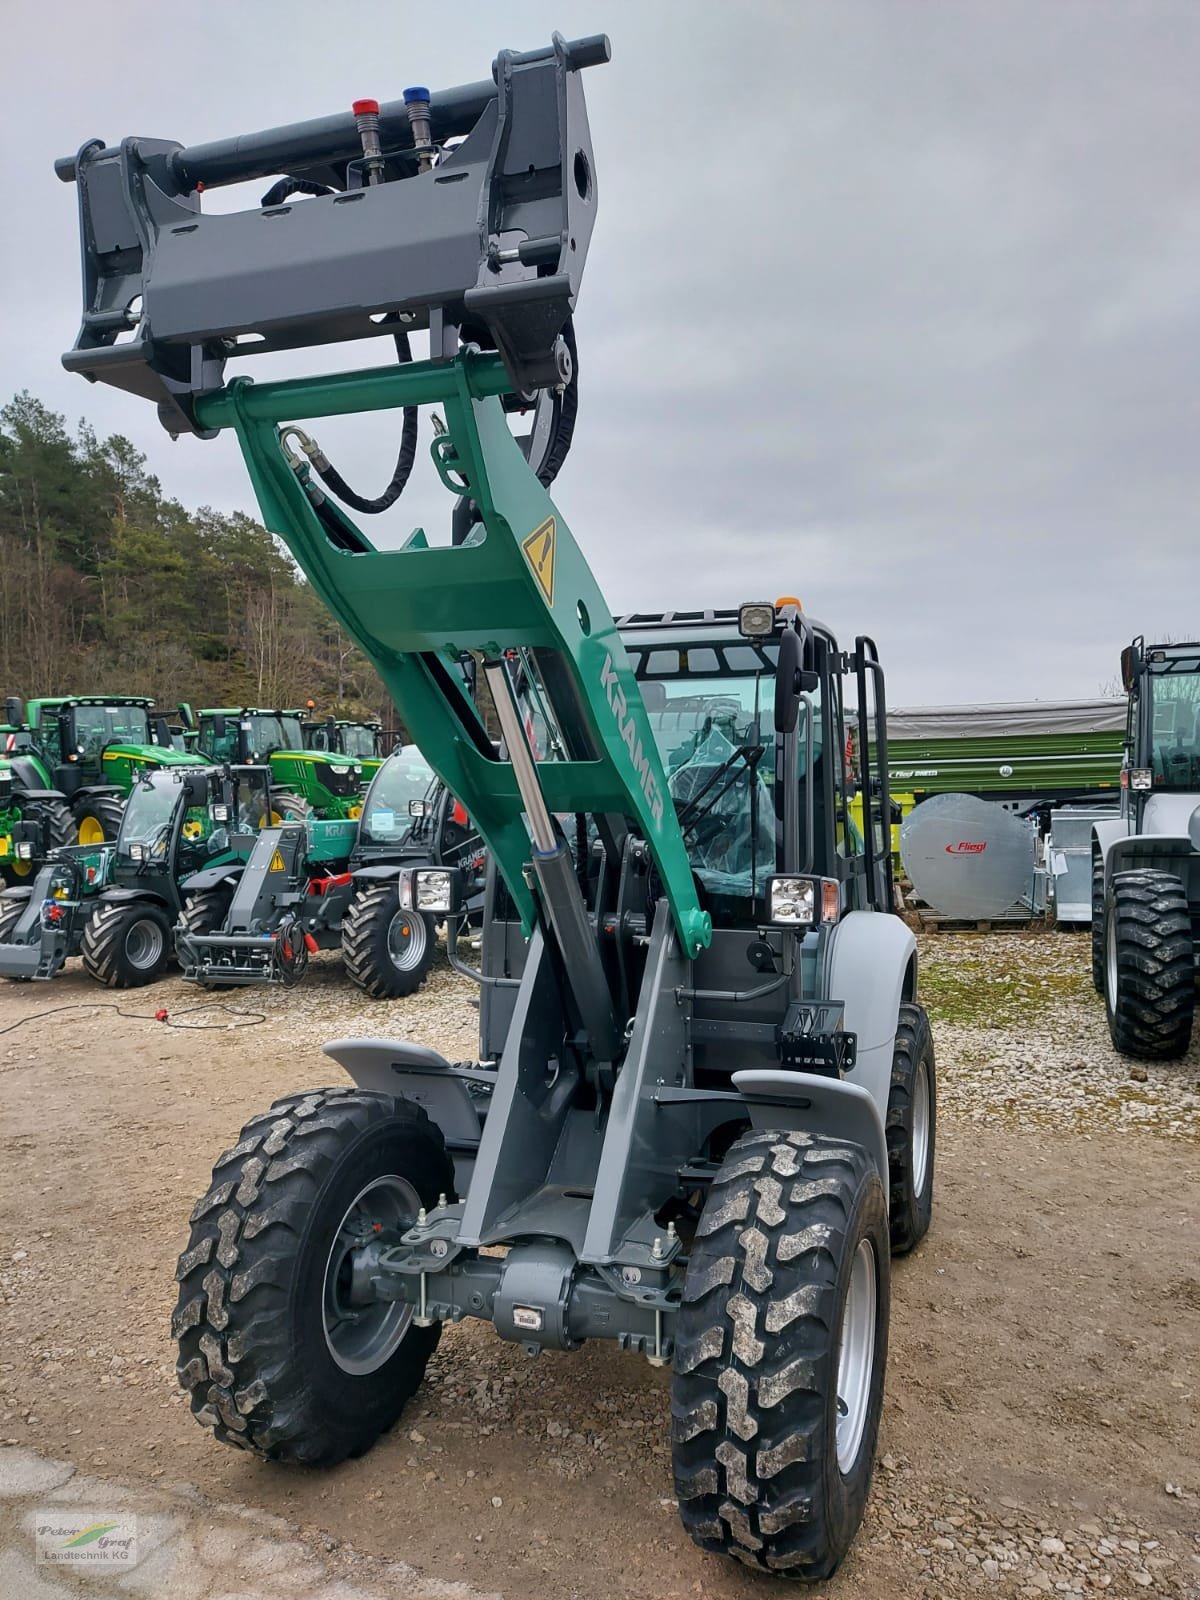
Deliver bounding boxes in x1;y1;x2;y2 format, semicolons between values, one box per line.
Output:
403;86;431;104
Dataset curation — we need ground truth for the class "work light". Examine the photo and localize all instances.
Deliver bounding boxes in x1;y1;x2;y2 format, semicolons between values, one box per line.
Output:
1129;769;1153;792
768;876;815;925
738;603;775;639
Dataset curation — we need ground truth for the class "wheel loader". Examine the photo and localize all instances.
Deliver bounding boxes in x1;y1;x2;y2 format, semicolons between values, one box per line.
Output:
0;765;273;985
1090;636;1199;1060
196;706;367;819
175;742;483;993
57;33;937;1578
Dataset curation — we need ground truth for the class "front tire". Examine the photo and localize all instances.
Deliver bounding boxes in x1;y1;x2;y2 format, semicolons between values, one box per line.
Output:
1104;870;1195;1060
173;1088;454;1464
342;883;435;999
261;791;310;826
885;1003;936;1254
73;794;126;845
81;899;172;987
672;1130;890;1579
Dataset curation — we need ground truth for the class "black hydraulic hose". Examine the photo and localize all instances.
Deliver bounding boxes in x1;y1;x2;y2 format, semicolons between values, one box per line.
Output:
308;329;419;514
259;177;335;206
536;316;578;488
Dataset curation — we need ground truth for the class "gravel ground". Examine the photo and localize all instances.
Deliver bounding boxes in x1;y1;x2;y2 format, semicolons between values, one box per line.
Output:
0;929;1197;1599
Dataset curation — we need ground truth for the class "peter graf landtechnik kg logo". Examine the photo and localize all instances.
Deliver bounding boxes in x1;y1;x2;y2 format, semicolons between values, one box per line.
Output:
35;1510;138;1567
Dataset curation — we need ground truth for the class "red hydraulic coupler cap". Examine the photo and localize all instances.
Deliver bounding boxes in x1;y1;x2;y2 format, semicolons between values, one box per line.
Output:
352;99;380;117
154;1008;169;1022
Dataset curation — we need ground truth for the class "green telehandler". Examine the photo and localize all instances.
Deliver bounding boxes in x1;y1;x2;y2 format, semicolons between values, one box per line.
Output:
0;764;274;985
175;742;484;992
60;33;936;1579
196;706;368;820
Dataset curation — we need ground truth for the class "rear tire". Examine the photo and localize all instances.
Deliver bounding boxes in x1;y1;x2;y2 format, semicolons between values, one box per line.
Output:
261;791;310;825
173;1087;454;1464
885;1003;936;1254
1104;870;1195;1060
3;797;75;883
672;1130;889;1579
1090;858;1105;994
81;899;172;987
73;793;125;845
0;897;31;980
342;884;435;999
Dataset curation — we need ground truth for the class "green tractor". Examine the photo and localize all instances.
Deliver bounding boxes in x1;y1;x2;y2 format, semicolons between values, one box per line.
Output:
302;716;385;780
197;707;368;820
0;764;273;985
0;704;76;886
9;694;203;845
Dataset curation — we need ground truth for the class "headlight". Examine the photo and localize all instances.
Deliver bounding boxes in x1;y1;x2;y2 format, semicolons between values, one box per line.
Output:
1129;768;1153;792
738;602;775;639
129;843;144;861
768;876;815;925
15;842;33;860
211;802;230;822
400;866;461;914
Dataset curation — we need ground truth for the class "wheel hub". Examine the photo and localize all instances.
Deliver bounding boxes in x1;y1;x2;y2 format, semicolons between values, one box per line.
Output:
125;918;164;969
323;1174;421;1375
835;1237;877;1473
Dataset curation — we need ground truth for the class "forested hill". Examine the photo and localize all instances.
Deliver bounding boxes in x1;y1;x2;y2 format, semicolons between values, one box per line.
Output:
0;392;388;720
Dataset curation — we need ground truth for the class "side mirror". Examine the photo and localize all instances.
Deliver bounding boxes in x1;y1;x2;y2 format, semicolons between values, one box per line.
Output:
182;772;209;806
5;696;24;726
1120;645;1136;693
211;715;227;740
773;627;819;734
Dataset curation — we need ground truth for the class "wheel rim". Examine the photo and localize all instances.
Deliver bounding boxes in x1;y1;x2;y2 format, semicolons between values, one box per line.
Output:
387;910;427;971
323;1175;420;1374
10;858;32;878
125;917;164;970
835;1237;877;1473
1105;902;1119;1007
912;1057;931;1196
78;815;106;845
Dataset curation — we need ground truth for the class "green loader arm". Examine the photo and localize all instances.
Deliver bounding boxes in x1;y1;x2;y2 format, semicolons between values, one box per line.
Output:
196;357;710;955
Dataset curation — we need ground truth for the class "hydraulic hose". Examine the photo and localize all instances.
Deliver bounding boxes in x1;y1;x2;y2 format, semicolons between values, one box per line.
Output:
307;328;419;514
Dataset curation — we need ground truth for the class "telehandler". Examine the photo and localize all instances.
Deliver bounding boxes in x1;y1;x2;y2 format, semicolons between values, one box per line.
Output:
0;765;273;985
176;743;482;993
59;34;936;1577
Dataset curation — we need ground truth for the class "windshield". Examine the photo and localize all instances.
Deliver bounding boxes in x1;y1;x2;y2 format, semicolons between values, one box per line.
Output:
340;724;379;760
249;714;303;755
359;747;436;845
625;643;791;908
116;774;194;861
1147;651;1200;789
74;703;150;755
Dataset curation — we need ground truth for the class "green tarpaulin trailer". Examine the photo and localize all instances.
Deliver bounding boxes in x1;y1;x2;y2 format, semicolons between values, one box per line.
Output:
882;699;1125;806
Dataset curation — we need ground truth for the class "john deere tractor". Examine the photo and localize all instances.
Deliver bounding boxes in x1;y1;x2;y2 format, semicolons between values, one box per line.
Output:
1090;636;1200;1060
0;764;273;985
197;707;367;819
303;716;385;779
60;33;936;1579
9;694;202;844
0;702;75;885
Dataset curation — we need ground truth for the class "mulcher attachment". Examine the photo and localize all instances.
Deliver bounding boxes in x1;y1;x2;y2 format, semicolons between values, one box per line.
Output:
57;33;608;435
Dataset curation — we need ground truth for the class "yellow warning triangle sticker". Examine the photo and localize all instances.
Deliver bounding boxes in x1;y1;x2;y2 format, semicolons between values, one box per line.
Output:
269;849;286;872
521;516;556;606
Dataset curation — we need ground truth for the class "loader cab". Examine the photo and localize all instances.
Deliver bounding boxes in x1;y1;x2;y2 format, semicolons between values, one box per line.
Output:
115;766;271;878
356;746;436;850
617;609;892;926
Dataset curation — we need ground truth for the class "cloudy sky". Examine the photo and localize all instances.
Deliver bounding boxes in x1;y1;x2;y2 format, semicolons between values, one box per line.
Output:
2;0;1196;705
